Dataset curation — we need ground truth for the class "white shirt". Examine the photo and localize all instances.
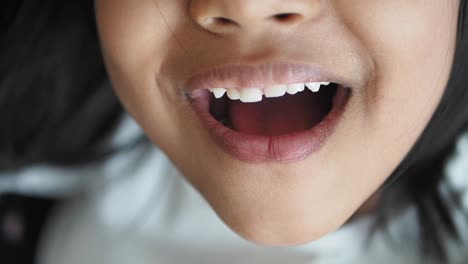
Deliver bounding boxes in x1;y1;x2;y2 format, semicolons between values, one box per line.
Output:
2;116;467;264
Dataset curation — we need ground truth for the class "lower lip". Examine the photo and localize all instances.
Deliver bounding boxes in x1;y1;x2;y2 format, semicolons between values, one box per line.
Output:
190;87;351;163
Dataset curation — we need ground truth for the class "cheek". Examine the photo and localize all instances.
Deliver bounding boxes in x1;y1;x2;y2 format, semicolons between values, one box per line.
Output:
95;0;185;148
337;1;457;146
95;0;165;70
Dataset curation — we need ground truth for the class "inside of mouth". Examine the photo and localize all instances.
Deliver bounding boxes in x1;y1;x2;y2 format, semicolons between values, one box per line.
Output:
209;83;339;136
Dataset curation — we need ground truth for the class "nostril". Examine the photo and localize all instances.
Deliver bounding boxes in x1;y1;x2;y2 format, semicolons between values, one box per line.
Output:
215;17;236;25
204;17;239;27
271;13;303;23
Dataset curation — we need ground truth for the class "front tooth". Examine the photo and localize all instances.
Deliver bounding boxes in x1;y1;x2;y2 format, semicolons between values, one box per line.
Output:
240;88;263;103
227;89;241;100
265;85;287;98
211;88;227;99
306;82;321;92
287;83;305;95
319;82;330;86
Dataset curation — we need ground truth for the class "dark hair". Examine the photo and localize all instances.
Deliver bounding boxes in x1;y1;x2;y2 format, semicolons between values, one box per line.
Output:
1;0;467;262
0;0;125;170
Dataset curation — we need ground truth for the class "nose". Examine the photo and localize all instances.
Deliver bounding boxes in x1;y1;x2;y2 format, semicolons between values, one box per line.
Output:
189;0;322;35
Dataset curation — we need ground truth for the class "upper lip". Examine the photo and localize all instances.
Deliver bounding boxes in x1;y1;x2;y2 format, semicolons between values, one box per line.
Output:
185;62;355;95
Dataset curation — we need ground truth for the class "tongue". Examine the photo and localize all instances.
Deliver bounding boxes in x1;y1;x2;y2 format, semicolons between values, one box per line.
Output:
229;92;323;136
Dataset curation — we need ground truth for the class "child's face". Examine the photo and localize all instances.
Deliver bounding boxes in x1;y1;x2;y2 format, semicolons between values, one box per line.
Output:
95;0;458;244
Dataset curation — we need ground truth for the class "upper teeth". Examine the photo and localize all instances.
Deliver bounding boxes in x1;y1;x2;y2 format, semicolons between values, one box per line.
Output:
209;82;330;103
211;88;227;99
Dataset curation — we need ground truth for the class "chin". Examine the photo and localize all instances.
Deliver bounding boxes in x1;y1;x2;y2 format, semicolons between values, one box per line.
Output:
222;209;347;246
195;174;353;247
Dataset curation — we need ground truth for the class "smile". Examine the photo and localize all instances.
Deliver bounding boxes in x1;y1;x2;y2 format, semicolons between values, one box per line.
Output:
186;63;352;162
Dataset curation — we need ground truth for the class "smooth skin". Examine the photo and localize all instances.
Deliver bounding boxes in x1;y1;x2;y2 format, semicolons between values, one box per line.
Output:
95;0;458;245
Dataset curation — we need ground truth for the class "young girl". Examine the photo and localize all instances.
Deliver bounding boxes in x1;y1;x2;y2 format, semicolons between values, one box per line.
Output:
1;0;467;263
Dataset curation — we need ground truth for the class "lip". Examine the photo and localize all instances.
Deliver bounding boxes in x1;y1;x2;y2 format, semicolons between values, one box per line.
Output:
185;62;355;94
185;62;353;162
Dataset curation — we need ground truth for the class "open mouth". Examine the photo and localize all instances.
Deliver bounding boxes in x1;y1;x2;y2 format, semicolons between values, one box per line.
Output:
189;82;351;162
186;63;353;162
209;83;346;137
